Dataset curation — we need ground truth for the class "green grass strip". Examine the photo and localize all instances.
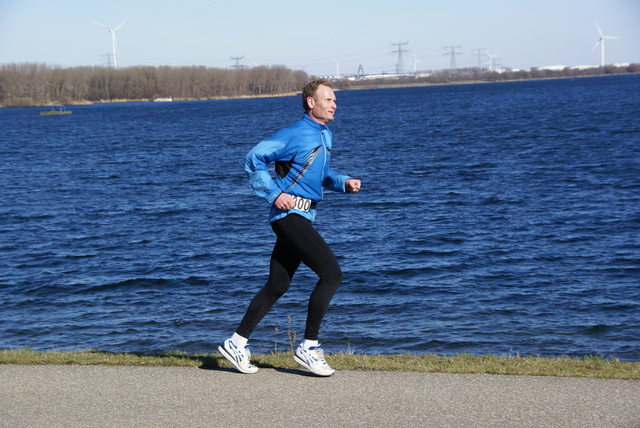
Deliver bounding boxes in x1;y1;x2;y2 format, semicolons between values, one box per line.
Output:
2;348;638;379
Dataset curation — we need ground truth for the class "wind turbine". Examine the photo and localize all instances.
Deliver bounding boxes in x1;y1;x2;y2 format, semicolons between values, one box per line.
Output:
332;58;342;78
410;52;421;74
486;51;498;71
93;19;127;68
592;23;619;67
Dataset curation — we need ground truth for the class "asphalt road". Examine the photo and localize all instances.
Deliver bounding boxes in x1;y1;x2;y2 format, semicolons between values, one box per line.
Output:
1;365;638;427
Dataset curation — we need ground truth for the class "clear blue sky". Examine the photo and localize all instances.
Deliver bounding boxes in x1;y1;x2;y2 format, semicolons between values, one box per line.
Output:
1;0;638;76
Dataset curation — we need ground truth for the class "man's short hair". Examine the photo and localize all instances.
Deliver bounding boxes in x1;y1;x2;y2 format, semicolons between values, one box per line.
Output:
302;79;333;112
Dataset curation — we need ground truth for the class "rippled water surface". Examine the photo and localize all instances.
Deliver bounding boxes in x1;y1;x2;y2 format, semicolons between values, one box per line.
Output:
1;75;639;360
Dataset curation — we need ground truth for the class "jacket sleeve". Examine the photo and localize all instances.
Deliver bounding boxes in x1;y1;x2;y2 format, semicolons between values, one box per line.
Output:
245;139;285;204
322;163;351;193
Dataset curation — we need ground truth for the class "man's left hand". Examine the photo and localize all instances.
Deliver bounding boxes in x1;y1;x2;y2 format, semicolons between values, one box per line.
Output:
346;179;361;193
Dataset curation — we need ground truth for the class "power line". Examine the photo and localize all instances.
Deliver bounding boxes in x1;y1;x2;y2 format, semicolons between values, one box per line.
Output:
391;42;409;75
230;56;245;69
473;48;487;71
444;45;462;71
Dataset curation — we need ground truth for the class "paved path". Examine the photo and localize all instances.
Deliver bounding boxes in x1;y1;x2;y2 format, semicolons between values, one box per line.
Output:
1;365;638;427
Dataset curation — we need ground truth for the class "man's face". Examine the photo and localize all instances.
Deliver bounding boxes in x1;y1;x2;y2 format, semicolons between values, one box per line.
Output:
307;85;336;125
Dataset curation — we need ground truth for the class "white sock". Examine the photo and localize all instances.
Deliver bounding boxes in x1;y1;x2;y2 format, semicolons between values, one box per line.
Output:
302;339;319;349
231;332;248;348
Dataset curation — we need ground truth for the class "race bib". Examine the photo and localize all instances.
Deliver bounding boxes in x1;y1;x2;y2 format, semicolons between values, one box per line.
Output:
291;196;313;213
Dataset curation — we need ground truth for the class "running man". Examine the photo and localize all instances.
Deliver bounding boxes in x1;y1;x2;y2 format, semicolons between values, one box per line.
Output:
219;79;361;376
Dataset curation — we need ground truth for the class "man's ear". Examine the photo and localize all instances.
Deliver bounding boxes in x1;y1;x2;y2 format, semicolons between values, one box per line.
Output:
307;96;314;108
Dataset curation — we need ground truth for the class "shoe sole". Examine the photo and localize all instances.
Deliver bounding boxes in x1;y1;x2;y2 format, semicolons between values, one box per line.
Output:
218;345;258;374
294;354;335;377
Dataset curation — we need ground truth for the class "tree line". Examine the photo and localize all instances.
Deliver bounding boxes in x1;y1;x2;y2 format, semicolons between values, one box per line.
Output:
0;63;310;107
1;62;638;107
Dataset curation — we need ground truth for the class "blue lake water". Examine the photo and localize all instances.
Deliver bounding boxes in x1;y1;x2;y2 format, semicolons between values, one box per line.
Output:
1;75;639;360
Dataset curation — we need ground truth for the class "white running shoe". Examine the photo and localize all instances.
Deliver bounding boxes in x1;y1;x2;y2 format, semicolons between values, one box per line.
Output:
218;338;259;374
294;344;335;377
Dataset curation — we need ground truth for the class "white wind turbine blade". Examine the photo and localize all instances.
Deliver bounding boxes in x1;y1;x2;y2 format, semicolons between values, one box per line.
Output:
595;22;604;38
113;19;127;32
92;20;111;31
592;22;604;52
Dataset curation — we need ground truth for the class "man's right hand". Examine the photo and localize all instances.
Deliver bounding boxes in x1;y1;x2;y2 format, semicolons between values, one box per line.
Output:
274;193;295;210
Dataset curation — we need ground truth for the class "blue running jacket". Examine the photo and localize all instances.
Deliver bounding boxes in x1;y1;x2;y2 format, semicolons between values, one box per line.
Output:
245;114;351;222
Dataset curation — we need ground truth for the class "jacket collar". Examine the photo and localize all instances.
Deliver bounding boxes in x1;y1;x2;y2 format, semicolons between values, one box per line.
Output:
302;113;329;131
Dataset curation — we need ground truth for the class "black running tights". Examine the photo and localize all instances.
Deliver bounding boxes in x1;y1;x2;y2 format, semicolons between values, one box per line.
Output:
236;214;343;341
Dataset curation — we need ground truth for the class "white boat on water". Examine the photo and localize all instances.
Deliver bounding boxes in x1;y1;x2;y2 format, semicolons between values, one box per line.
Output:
154;97;173;102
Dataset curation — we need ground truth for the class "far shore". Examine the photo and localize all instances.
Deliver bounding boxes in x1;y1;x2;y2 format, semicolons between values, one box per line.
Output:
8;73;638;108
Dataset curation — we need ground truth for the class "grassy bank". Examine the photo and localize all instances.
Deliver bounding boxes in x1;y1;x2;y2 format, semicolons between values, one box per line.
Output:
2;348;638;379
